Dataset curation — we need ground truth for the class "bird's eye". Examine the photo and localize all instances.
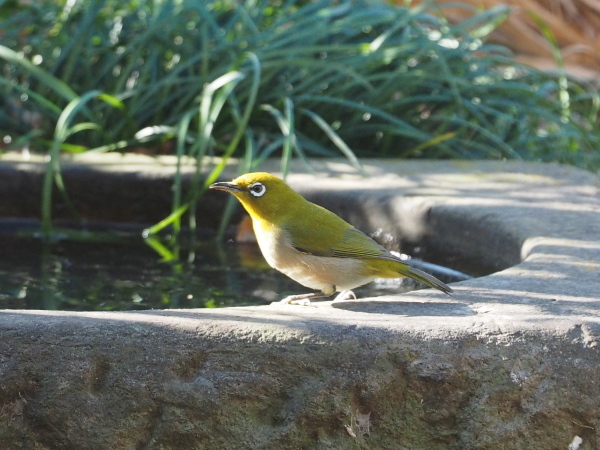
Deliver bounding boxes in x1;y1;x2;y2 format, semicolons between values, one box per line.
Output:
249;182;266;197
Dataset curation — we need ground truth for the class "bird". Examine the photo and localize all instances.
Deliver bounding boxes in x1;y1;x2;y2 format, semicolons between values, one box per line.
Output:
210;172;452;305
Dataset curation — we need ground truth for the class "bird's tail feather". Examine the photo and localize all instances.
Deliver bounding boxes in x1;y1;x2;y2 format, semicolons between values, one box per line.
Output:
401;265;453;295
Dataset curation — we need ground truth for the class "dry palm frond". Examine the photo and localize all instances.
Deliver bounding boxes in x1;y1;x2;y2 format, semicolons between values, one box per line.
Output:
409;0;600;80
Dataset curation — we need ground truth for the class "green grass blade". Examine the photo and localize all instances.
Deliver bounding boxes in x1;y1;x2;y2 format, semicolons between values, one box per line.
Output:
299;107;367;176
0;45;78;102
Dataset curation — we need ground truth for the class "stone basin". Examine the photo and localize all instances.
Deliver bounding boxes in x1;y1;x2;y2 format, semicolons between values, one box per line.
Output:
0;154;599;449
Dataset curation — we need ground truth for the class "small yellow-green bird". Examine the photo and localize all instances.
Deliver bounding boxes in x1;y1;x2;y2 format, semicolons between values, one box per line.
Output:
210;172;452;305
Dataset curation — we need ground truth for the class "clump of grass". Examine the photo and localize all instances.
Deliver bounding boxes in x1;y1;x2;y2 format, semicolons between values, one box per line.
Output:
1;0;599;234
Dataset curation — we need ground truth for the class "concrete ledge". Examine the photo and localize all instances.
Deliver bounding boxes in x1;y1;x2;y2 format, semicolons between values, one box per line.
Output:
0;155;599;448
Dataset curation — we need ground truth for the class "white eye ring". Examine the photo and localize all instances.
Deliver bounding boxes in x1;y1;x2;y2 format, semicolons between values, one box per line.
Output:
249;182;266;197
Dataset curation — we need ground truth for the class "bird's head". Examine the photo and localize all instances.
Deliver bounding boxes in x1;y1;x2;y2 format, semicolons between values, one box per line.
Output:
210;172;302;223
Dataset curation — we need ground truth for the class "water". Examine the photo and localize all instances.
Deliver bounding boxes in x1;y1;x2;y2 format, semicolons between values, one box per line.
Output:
0;224;473;311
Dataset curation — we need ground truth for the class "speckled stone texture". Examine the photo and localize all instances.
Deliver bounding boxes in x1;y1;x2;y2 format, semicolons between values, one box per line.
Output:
0;155;599;449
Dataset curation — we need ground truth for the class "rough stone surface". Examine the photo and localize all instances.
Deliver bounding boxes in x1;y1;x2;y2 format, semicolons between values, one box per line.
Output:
0;154;599;449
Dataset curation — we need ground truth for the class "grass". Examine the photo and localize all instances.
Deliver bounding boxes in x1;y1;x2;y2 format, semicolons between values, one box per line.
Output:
0;0;599;235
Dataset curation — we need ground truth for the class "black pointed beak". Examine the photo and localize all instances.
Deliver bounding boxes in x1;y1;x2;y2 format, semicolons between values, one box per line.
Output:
209;181;243;193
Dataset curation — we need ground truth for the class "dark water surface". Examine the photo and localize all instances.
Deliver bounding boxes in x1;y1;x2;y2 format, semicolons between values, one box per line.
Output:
0;224;473;311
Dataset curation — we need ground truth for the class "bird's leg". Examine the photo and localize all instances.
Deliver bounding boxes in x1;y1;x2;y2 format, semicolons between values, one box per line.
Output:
332;290;357;302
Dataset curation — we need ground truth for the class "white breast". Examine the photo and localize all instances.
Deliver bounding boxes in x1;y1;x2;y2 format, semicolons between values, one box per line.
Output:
253;221;375;293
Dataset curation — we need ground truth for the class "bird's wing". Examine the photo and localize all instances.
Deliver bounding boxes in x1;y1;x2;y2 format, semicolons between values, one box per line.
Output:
284;201;398;260
290;219;396;261
329;227;397;260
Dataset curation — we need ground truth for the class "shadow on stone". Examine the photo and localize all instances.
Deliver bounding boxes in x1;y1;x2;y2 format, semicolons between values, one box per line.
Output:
330;300;475;316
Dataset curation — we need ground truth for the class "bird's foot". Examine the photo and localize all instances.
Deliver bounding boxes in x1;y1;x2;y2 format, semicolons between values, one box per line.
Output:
272;294;314;306
332;290;357;302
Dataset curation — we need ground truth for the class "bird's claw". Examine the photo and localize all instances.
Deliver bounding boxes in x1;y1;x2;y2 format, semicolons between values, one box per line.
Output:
272;295;312;306
288;298;311;306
